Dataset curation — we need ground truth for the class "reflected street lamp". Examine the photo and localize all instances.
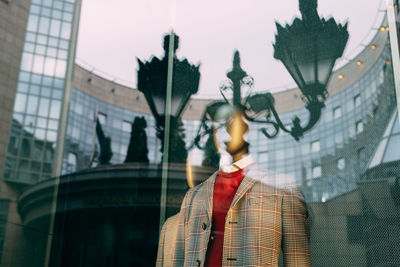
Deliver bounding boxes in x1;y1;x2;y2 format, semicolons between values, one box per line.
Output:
137;33;200;162
191;0;348;147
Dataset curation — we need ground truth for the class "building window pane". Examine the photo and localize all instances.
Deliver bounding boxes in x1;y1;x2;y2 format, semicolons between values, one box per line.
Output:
55;59;67;77
68;152;77;165
38;98;50;117
358;147;366;161
49;19;61;37
122;121;131;132
356;120;364;134
21;53;34;71
38;17;50;35
44;57;56;76
27;15;39;32
312;165;321;179
301;143;310;155
32;55;45;74
98;113;107;125
60;22;71;39
349;125;356;138
337;158;346;170
333;106;342;119
311;140;320;153
14;93;27;113
276;150;284;161
49;100;61;119
354;94;361;108
27;95;39;114
258;151;268;163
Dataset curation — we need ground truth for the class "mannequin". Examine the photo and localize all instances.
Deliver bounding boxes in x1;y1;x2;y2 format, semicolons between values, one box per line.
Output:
157;104;310;267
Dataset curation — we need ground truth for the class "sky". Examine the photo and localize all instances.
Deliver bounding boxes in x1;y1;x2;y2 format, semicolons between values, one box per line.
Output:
76;0;385;99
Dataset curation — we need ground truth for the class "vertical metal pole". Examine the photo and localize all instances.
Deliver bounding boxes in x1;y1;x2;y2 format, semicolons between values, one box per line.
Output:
387;0;400;117
44;0;82;266
159;30;175;231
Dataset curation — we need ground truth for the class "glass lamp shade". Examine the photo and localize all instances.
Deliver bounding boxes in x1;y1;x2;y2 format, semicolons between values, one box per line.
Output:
274;17;348;101
137;50;200;124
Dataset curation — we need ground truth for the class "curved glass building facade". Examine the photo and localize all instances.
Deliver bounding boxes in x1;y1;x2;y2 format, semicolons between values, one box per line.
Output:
0;0;399;266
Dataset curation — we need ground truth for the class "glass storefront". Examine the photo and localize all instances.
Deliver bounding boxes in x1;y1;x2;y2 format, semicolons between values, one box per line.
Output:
0;0;399;266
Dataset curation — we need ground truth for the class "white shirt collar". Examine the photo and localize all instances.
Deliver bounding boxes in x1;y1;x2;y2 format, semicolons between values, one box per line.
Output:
219;154;254;173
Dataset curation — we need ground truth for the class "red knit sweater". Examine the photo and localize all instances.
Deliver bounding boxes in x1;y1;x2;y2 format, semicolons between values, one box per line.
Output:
204;169;245;267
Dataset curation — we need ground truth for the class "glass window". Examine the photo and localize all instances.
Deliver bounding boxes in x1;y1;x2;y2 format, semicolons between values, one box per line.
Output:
58;49;68;59
356;120;364;134
113;118;121;129
49;100;61;119
42;0;51;7
258;151;268;163
60;22;71;39
64;2;74;12
333;106;342;119
24;42;35;53
335;132;343;144
27;15;39;32
44;57;56;76
48;37;58;47
46;131;57;142
32;55;45;74
36;34;47;45
26;95;39;114
354;94;361;108
98;113;107;124
63;12;73;22
349;125;356;138
31;5;40;14
276;149;284;160
38;17;50;35
48;119;58;130
337;157;345;170
358;147;366;161
41;87;51;97
38;98;50;117
75;103;83;115
311;140;320;153
35;44;46;55
55;59;67;77
41;7;51;17
17;82;29;93
37;117;47;128
122;121;131;132
53;1;63;10
49;19;61;37
67;152;77;165
14;93;27;113
21;53;33;72
312;165;321;179
301;143;310;155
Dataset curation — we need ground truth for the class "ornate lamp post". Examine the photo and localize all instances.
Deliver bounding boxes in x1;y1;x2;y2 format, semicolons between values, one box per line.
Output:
192;0;348;147
137;33;200;162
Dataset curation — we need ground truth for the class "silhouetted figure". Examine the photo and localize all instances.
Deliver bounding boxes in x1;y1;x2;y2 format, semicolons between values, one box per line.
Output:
96;118;112;165
157;117;187;164
125;116;149;163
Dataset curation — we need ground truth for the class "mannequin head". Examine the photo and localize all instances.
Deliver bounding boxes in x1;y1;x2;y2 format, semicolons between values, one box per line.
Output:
213;105;249;163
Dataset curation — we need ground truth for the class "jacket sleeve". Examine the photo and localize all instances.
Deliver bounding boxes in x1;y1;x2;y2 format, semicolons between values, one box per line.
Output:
170;189;193;266
156;213;181;267
156;218;168;267
281;188;311;267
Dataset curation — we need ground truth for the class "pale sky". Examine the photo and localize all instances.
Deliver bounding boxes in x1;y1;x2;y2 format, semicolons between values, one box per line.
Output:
76;0;385;98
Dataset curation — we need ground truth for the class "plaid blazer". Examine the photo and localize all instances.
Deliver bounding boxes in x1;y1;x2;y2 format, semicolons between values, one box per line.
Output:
157;169;310;267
